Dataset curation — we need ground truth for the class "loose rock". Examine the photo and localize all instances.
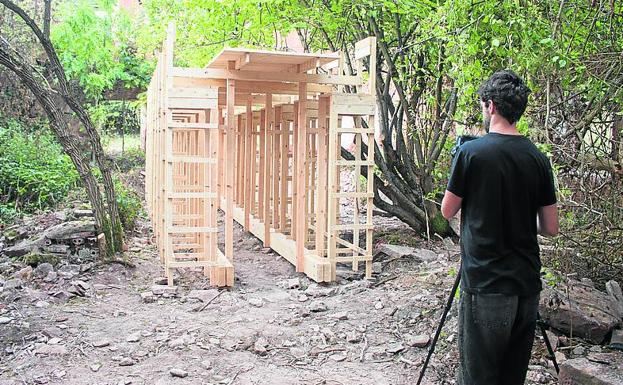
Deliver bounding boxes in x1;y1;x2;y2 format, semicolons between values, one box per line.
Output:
34;263;54;278
92;339;111;348
407;334;430;348
34;344;67;356
140;292;156;303
126;332;141;343
118;357;136;366
248;297;264;307
540;281;622;344
3;278;23;291
169;368;188;378
309;301;328;312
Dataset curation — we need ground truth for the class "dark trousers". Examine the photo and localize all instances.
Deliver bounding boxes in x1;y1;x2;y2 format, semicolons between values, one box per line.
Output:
458;291;539;385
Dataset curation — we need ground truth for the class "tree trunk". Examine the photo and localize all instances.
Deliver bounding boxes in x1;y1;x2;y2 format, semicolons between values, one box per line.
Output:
0;0;124;253
43;0;50;39
0;41;109;250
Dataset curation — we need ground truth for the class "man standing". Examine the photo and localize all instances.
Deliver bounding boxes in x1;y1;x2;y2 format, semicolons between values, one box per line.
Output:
441;70;559;385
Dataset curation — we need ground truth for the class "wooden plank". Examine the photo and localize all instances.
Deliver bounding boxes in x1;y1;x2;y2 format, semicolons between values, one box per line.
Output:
279;118;289;233
225;61;236;260
172;76;333;95
258;109;265;220
244;98;253;230
295;83;308;272
168;227;218;233
168;98;218;109
272;106;281;230
263;93;273;246
315;96;329;257
326;99;339;281
172;67;363;86
168;87;218;99
168;122;218;129
170;156;217;164
168;192;217;199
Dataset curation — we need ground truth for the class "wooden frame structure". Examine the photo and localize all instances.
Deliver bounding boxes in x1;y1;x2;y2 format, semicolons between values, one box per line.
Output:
144;25;377;286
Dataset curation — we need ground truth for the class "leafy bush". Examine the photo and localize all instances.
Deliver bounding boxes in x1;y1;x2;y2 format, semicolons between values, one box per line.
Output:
0;120;79;212
114;177;142;231
111;145;145;172
0;203;19;225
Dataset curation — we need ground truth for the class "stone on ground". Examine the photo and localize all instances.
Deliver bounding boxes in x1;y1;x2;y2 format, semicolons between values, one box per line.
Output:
558;354;623;385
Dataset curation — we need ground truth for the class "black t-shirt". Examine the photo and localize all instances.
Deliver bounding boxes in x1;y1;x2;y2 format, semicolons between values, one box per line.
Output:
447;133;557;296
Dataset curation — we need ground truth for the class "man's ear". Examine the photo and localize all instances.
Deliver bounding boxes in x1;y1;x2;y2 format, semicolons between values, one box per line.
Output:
487;100;496;115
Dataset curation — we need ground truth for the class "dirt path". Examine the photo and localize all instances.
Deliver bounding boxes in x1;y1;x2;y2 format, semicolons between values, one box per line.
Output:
0;218;557;385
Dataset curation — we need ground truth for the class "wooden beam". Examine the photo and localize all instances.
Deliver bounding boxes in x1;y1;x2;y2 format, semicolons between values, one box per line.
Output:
295;83;308;271
315;96;329;257
225;61;236;260
244;98;253;230
263;93;272;246
172;68;363;86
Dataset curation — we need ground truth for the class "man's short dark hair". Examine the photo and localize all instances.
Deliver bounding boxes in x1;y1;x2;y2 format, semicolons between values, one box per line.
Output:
477;70;531;125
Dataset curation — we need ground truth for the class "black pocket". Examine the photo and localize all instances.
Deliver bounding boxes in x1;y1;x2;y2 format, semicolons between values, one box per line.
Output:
471;293;516;329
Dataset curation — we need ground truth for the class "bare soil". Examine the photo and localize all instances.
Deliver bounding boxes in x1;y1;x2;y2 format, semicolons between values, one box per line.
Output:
0;216;558;385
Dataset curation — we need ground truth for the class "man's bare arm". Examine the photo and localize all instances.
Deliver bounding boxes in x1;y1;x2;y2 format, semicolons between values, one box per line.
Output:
537;204;559;237
441;190;463;220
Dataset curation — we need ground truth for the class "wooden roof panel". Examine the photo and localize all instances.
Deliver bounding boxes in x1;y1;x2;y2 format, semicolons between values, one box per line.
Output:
206;47;339;72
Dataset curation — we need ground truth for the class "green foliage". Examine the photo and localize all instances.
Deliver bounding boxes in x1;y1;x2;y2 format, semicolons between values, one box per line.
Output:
137;0;294;66
22;252;61;267
0;120;79;212
89;101;141;136
430;212;450;235
112;146;146;172
0;203;19;225
114;177;141;231
541;267;562;288
51;0;151;100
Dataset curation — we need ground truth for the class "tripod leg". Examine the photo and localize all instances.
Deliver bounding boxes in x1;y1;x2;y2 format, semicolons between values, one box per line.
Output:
537;313;560;374
416;270;462;385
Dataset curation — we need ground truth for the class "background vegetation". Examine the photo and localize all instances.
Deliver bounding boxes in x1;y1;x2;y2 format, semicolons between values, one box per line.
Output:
0;0;620;284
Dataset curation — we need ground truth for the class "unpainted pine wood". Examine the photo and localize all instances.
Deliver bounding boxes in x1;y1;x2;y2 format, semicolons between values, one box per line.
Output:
365;115;375;279
244;98;253;231
352;116;362;272
315;96;329;258
225;60;236;261
291;101;298;242
258;109;266;221
250;115;258;217
326;100;338;280
263;93;273;246
279;118;289;233
295;83;308;271
272;106;281;230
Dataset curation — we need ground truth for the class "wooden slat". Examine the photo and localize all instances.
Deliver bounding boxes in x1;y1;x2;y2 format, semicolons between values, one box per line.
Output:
168;192;217;199
168;122;218;129
168;227;218;233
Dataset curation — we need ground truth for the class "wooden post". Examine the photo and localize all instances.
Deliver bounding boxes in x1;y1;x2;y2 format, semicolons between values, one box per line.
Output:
244;98;253;230
263;93;272;246
315;96;329;257
295;83;307;271
225;61;236;260
258;109;265;220
273;106;281;230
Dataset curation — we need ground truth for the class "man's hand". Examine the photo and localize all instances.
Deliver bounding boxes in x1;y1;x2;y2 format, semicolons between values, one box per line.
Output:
537;204;559;237
441;190;462;220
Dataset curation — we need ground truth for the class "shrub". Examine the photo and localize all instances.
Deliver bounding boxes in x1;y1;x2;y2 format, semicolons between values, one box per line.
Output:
112;145;145;172
0;203;19;225
0;120;79;212
114;177;142;231
430;212;450;235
